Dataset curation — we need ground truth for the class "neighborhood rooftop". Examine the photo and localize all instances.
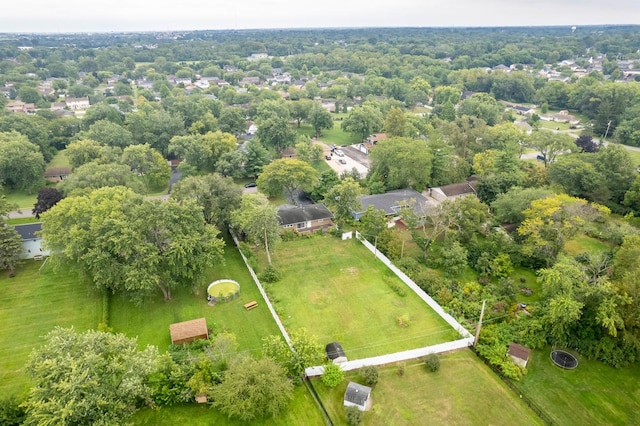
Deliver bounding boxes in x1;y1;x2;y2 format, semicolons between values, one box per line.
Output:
277;204;334;226
344;381;372;406
356;189;434;217
13;223;42;240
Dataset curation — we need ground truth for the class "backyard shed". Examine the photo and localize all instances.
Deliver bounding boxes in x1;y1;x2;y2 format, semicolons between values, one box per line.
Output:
507;342;532;368
344;382;372;411
325;342;348;364
169;318;209;345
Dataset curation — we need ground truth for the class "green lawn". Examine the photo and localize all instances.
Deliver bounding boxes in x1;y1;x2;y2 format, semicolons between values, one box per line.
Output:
513;348;640;425
47;150;70;168
265;236;457;359
323;121;361;147
110;239;281;355
0;262;103;396
511;267;541;303
7;216;39;225
314;350;542;425
623;147;640;168
563;234;612;256
133;385;324;425
2;188;38;209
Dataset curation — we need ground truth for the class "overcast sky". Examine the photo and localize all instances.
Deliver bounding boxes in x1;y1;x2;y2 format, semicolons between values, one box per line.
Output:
2;0;640;33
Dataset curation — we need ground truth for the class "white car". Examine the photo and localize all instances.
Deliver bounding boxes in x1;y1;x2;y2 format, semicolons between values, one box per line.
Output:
334;149;344;157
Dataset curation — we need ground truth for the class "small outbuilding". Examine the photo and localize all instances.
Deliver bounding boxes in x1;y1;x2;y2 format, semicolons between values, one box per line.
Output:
169;318;209;345
507;342;532;368
325;342;348;364
344;382;372;412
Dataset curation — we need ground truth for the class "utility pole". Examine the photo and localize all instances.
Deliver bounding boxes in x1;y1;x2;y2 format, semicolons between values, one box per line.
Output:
603;120;612;140
474;300;486;348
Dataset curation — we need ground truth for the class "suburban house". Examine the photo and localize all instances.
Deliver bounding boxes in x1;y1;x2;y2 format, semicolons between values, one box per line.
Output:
45;167;72;183
344;382;372;412
6;100;35;114
507;342;532;368
277;204;334;234
353;188;435;222
14;222;49;259
356;133;387;155
169;318;209;345
429;180;477;202
65;97;90;110
248;53;269;61
508;104;536;115
325;342;348;364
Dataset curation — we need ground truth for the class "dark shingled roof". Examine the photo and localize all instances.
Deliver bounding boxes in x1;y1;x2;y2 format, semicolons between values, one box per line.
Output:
356;189;433;217
326;342;346;360
437;181;477;197
344;382;371;406
277;204;333;226
14;223;42;240
507;342;531;361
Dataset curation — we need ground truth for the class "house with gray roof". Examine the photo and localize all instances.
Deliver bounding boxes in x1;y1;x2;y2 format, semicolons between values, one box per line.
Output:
429;181;477;202
353;189;435;221
13;222;48;259
344;382;372;411
277;204;334;234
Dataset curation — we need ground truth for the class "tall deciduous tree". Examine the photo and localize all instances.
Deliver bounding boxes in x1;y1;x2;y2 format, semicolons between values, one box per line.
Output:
307;102;333;138
65;139;103;168
41;187;224;302
325;177;362;223
32;187;64;219
257;158;319;204
23;327;158;426
0;132;45;193
385;107;407;138
231;193;280;265
289;99;312;128
243;139;272;178
368;137;433;191
59;162;145;195
262;328;324;378
122;144;171;190
341;104;384;140
527;131;576;167
257;117;297;153
212;357;293;422
171;173;242;228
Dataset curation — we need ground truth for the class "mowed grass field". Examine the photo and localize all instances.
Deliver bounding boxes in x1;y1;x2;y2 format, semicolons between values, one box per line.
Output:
110;239;281;355
314;350;542;425
266;236;456;360
513;349;640;424
133;385;324;426
0;262;102;396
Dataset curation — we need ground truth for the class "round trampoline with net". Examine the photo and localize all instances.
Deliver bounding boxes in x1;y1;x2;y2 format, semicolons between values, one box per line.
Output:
550;350;578;369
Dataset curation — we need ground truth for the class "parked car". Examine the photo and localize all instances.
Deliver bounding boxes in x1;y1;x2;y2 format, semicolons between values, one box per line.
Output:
244;182;257;188
536;154;545;161
334;149;344;157
338;158;347;165
329;144;336;151
325;155;332;160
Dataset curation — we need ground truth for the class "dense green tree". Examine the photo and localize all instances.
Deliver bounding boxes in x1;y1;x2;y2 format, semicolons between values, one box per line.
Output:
41;187;224;302
78;119;134;148
243;139;272;178
548;155;609;204
289;99;312;128
168;131;236;173
121;144;171;190
65;139;103;168
218;107;247;135
262;329;324;378
23;327;158;426
594;144;636;205
310;169;340;202
307;102;334;138
59;162;144;195
82;103;124;128
32;187;64;219
171;173;242;228
126;104;185;155
325;177;362;223
385;107;407;138
212;357;293;422
257;158;318;203
368;137;432;191
491;186;555;224
257;117;297;153
527;131;576;167
0;114;54;162
341;104;384;140
0;224;22;272
457;93;503;126
0;132;45;193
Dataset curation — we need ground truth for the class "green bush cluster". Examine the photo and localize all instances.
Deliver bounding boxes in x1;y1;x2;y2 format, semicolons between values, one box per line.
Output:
260;264;282;283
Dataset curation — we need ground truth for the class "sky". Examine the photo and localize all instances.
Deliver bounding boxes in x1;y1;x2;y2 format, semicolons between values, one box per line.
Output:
1;0;640;33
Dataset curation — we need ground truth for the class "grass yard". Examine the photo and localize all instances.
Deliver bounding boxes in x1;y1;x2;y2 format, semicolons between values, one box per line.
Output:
314;350;542;425
133;385;324;425
2;188;38;209
316;121;361;147
511;267;541;303
563;234;612;256
7;216;39;225
110;239;281;355
47;150;70;168
265;236;457;360
623;147;640;168
0;262;103;396
513;348;640;424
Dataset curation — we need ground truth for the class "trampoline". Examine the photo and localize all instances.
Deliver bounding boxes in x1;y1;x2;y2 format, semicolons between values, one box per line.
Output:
550;350;578;369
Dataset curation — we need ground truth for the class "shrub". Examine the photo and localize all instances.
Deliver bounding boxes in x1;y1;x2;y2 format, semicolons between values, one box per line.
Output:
321;363;344;388
383;275;407;297
424;353;440;372
281;229;299;241
260;264;282;283
397;362;406;377
0;396;26;426
361;365;379;386
396;314;411;327
345;405;364;426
